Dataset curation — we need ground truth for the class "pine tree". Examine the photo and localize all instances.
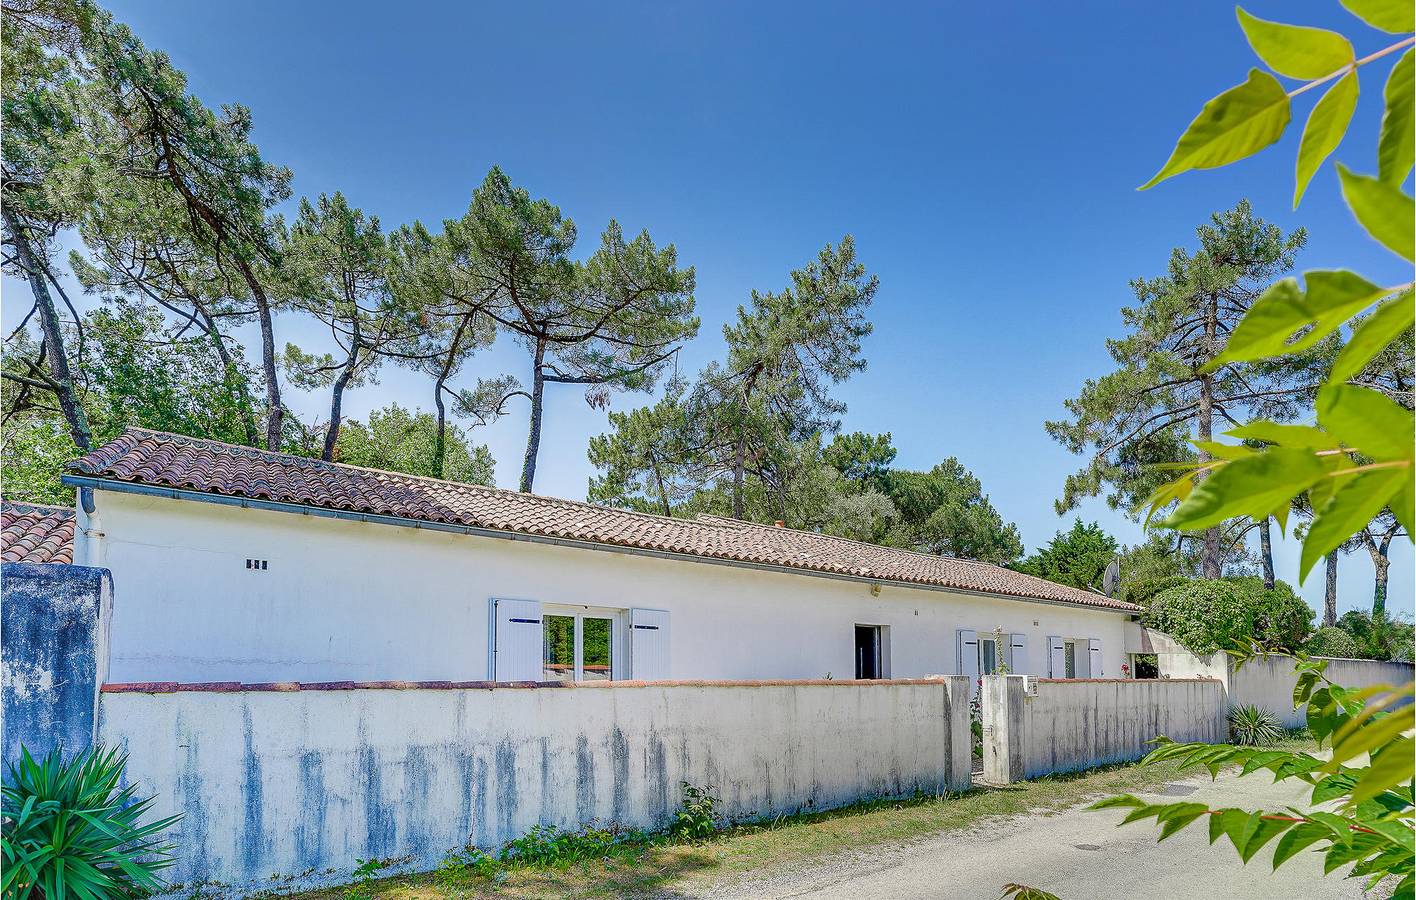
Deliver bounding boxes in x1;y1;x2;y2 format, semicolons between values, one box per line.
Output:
1047;201;1324;577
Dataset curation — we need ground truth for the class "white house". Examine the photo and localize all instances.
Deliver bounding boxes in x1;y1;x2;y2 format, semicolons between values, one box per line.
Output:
63;428;1141;686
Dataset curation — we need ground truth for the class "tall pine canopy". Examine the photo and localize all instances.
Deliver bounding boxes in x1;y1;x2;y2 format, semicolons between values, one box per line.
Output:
1046;201;1326;577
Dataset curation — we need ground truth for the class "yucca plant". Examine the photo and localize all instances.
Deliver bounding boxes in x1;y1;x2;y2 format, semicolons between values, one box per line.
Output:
1227;704;1285;747
2;745;180;900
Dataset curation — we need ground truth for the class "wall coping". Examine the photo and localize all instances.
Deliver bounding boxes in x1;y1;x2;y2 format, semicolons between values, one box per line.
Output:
100;676;965;694
1033;677;1221;684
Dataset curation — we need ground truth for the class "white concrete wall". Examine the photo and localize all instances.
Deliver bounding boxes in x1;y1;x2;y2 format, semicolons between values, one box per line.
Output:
1229;656;1414;729
1146;628;1415;729
981;675;1227;783
86;491;1131;684
99;677;972;892
1143;630;1229;681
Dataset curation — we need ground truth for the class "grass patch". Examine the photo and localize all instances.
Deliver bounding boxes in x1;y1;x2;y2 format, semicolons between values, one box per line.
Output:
273;737;1317;900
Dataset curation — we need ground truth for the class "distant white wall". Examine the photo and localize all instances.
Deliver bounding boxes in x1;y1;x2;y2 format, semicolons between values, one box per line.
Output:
1147;628;1414;729
1228;656;1414;729
100;677;972;892
88;491;1131;684
982;675;1227;783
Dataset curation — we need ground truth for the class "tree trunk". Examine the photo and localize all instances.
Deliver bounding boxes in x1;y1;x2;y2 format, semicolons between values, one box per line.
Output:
1372;555;1390;619
519;340;547;493
149;109;284;451
1258;517;1275;590
252;285;283;451
1323;552;1338;628
1196;293;1221;579
198;309;259;446
433;380;449;477
320;312;362;461
321;359;357;461
732;435;746;520
3;206;93;451
1362;531;1392;619
650;453;672;517
431;317;469;479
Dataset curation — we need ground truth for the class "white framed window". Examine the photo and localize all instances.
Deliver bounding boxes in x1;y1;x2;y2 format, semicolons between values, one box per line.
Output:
542;605;623;682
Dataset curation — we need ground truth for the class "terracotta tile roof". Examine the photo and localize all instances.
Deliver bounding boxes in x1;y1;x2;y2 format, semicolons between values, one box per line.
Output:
1;501;77;564
68;428;1140;612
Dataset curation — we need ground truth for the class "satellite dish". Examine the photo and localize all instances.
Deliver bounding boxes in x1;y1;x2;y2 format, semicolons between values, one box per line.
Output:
1101;557;1121;597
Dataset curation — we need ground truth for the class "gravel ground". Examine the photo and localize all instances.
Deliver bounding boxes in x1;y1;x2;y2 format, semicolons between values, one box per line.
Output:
681;767;1374;900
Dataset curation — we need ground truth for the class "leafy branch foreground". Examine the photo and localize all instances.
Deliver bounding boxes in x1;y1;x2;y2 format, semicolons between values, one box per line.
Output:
1102;0;1415;894
1093;652;1415;898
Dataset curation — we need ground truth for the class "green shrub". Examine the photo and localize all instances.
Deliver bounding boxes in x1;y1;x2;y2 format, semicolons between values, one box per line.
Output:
499;821;647;867
1142;577;1313;656
2;745;180;900
1334;611;1415;662
344;857;387;900
1227;704;1284;747
1117;574;1191;607
1306;626;1361;659
669;782;721;841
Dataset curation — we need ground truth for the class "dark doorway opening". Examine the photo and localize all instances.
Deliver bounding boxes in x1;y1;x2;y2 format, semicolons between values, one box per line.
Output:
855;625;882;679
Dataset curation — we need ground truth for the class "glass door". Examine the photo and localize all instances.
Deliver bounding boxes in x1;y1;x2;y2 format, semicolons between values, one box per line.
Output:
543;614;577;682
542;609;617;681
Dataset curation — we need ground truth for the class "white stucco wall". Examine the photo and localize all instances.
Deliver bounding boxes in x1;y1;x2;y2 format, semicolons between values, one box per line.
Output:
1228;655;1414;729
100;677;972;891
1146;627;1415;729
981;675;1228;783
83;490;1131;684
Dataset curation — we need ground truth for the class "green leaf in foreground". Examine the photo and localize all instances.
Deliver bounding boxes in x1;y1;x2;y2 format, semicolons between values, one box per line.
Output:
1394;472;1415;539
1377;49;1414;185
1237;8;1355;80
1162;448;1327;531
999;885;1062;900
1226;421;1341;451
1140;69;1291;190
1317;383;1416;462
1299;467;1407;580
1337;164;1415;262
1339;0;1415;33
1295;72;1359;208
1272;821;1331;869
1208;270;1390;367
1329;291;1414;382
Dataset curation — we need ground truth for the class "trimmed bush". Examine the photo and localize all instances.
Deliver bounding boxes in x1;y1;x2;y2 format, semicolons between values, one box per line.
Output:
1306;626;1361;659
1142;577;1314;656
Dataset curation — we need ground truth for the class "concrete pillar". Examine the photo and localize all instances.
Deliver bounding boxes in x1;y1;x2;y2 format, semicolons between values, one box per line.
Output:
941;674;974;792
2;562;112;767
981;674;1027;785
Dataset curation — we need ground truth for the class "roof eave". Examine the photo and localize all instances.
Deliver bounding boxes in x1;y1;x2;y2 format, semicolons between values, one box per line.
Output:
62;474;1141;616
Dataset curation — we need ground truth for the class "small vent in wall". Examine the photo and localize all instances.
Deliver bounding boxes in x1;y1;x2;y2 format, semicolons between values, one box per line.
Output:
245;558;269;570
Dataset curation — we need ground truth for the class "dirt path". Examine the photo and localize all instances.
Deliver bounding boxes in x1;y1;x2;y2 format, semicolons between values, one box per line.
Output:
687;769;1368;900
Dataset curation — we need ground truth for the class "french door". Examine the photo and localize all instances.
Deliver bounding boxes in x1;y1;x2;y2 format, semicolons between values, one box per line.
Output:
542;607;617;682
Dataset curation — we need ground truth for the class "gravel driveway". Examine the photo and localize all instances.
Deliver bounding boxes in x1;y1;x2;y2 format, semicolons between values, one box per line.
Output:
689;767;1370;900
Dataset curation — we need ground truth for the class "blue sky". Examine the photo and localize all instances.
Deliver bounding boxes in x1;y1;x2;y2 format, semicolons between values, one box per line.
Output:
6;1;1411;617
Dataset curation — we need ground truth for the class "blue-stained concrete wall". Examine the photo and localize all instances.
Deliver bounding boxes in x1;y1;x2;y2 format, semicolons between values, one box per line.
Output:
100;677;973;894
2;563;112;768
